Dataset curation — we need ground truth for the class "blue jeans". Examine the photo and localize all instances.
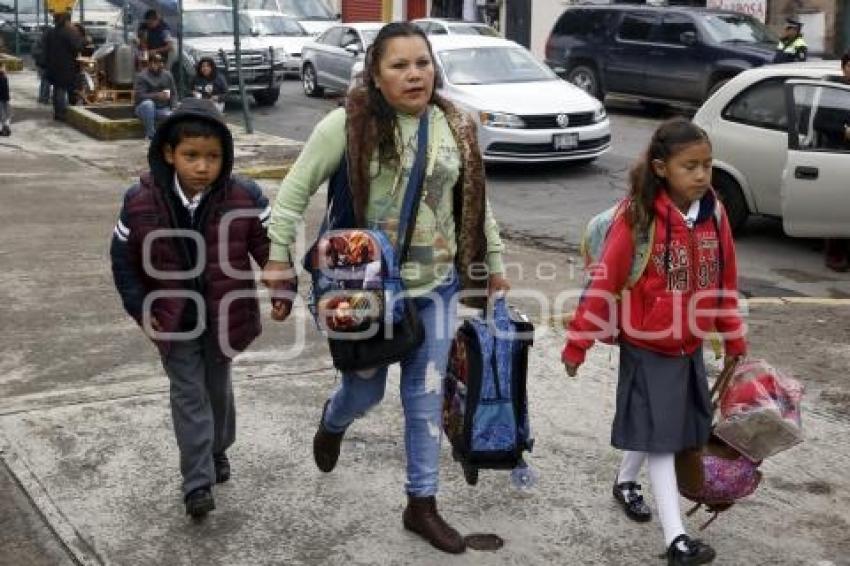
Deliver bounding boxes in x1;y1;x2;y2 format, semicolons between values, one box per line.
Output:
323;275;459;497
38;71;51;104
135;99;172;139
52;86;68;120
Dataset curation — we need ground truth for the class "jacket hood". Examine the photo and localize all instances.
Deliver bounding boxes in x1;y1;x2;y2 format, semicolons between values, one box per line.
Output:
147;98;234;193
195;57;219;79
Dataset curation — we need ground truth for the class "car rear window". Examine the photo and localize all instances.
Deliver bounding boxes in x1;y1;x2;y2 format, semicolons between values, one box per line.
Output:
617;13;655;42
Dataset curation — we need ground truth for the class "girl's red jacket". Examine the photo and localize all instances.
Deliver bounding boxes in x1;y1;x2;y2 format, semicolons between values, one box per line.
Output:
563;189;747;365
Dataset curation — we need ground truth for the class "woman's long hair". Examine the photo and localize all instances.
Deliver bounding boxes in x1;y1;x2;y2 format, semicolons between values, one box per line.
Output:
628;117;711;232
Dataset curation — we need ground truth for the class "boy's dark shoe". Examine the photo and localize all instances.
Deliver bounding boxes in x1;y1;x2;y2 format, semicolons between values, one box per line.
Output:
402;495;466;554
0;126;9;136
613;480;652;522
185;487;215;518
313;400;344;473
665;535;716;565
214;452;230;484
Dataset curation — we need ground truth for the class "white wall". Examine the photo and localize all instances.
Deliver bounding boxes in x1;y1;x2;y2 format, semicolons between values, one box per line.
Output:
530;0;570;59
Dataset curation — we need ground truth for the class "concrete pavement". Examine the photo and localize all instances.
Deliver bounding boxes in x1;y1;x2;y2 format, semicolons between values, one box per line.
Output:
1;70;849;566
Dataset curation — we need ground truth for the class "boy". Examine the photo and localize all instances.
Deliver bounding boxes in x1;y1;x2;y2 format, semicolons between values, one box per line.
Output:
110;99;272;518
0;63;10;136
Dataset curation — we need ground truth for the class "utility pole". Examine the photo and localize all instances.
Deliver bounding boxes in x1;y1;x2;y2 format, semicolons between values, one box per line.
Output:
230;0;253;133
177;0;184;96
14;0;20;56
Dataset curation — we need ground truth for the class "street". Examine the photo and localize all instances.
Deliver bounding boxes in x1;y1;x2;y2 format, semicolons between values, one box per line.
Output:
0;69;848;566
226;78;850;300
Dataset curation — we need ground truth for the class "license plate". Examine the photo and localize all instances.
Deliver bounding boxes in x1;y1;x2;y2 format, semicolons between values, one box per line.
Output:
553;133;579;150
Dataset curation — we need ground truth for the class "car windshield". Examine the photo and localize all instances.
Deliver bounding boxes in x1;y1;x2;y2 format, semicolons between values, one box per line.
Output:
279;0;333;20
701;13;777;44
448;23;498;37
248;15;307;36
439;46;556;85
184;10;251;37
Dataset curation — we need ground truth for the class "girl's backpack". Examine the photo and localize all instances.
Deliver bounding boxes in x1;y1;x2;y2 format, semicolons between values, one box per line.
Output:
675;360;763;529
443;298;534;485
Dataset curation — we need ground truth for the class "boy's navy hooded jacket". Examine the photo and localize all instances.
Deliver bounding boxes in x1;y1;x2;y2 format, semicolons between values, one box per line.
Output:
110;99;271;358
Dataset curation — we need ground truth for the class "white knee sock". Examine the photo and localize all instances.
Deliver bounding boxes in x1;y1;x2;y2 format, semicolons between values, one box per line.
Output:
647;453;687;549
617;450;647;484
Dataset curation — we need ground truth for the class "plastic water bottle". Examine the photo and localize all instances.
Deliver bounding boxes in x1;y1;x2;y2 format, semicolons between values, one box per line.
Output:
510;459;539;492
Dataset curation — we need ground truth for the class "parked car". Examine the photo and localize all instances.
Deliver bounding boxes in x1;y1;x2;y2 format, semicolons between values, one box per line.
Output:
300;21;382;97
412;18;499;37
240;10;311;75
350;35;610;163
239;0;337;36
544;5;777;105
692;61;848;235
180;3;287;106
71;0;123;46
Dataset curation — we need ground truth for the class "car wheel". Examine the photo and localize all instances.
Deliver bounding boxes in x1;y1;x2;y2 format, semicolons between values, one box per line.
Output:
567;64;602;100
302;64;323;97
713;170;749;234
253;87;280;106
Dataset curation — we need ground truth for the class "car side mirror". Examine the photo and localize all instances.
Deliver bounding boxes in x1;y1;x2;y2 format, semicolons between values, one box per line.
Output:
344;44;360;55
335;13;342;21
680;31;697;46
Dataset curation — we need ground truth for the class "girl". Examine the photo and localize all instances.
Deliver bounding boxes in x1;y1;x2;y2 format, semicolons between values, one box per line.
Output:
261;23;508;554
563;118;746;565
190;57;228;113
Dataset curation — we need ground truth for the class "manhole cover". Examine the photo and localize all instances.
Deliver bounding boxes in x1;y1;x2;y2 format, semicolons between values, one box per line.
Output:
464;533;504;551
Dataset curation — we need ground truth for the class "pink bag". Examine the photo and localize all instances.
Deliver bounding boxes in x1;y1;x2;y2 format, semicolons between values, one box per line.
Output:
714;360;804;462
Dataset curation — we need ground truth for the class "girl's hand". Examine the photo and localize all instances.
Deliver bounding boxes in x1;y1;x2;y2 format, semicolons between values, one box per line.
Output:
487;273;511;297
564;361;580;378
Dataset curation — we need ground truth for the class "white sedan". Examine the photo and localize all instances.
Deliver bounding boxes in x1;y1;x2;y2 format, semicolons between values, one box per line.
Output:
430;35;610;163
693;61;850;236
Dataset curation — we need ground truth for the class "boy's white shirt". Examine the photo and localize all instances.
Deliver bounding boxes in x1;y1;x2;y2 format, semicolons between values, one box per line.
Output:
679;199;700;228
173;174;207;219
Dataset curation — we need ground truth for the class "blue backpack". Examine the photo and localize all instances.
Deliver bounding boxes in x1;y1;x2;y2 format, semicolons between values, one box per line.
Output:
443;298;534;485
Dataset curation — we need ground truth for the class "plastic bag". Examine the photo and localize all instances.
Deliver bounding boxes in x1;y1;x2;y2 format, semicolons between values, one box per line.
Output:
714;359;804;462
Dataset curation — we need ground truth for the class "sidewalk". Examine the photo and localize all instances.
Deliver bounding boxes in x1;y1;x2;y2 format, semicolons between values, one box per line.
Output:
1;69;849;566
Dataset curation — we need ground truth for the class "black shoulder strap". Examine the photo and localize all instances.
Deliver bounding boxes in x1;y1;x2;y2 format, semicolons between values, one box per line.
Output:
395;111;429;266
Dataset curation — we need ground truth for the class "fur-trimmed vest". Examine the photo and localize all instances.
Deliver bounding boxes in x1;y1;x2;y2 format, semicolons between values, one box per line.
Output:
344;89;490;303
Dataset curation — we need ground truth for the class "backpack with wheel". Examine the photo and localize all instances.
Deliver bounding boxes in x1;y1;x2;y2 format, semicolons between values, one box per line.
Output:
442;298;534;485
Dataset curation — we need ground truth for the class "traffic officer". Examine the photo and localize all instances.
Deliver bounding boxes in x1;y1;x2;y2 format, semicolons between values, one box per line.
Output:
774;18;808;63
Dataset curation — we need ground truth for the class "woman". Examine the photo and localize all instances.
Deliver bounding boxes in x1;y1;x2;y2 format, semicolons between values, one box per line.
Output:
190;57;228;113
261;22;509;554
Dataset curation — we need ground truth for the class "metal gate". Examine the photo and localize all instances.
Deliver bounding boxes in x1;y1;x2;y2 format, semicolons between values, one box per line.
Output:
407;0;427;19
342;0;383;22
505;0;531;48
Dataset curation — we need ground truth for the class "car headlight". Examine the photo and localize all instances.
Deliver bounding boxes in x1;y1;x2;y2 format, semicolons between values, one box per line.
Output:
479;111;525;129
273;48;288;63
593;105;607;123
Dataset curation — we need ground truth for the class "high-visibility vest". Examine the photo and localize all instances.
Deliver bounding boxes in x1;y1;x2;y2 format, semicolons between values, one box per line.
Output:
775;36;808;62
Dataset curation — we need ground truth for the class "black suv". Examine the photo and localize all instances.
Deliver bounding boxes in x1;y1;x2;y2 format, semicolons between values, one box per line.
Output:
545;6;777;105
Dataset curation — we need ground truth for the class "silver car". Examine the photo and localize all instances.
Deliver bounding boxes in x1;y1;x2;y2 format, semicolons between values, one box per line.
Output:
412;18;499;37
300;22;382;97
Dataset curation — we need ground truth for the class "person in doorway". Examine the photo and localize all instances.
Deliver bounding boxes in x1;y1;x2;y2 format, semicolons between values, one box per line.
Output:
774;17;808;64
261;22;509;555
190;57;228;114
110;99;272;518
563;118;747;565
137;9;177;68
44;11;84;120
134;53;177;140
823;51;850;271
0;63;10;136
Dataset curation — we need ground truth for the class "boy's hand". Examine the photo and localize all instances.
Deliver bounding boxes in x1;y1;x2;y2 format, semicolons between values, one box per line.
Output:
564;361;579;378
143;316;162;340
262;260;296;322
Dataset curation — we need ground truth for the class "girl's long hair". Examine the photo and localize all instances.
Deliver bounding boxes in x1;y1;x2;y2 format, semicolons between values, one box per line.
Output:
628;117;711;232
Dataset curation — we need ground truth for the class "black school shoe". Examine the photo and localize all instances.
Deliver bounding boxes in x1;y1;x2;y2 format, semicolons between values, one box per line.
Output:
613;480;652;522
185;487;215;518
665;534;716;565
214;452;230;484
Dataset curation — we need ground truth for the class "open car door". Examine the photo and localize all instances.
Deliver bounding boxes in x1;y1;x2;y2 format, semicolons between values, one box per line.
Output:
781;79;850;237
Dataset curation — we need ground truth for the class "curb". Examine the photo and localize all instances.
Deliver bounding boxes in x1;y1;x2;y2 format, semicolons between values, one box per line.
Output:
235;163;292;180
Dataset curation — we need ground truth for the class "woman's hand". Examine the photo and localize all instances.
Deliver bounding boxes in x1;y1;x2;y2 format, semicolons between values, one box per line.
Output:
487;273;511;297
261;260;297;321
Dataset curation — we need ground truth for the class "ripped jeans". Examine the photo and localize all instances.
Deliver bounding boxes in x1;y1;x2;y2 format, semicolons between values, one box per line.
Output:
322;274;459;497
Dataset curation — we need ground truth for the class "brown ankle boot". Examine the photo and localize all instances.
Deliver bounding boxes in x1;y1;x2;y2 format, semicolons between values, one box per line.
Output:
313;400;344;473
402;496;466;554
